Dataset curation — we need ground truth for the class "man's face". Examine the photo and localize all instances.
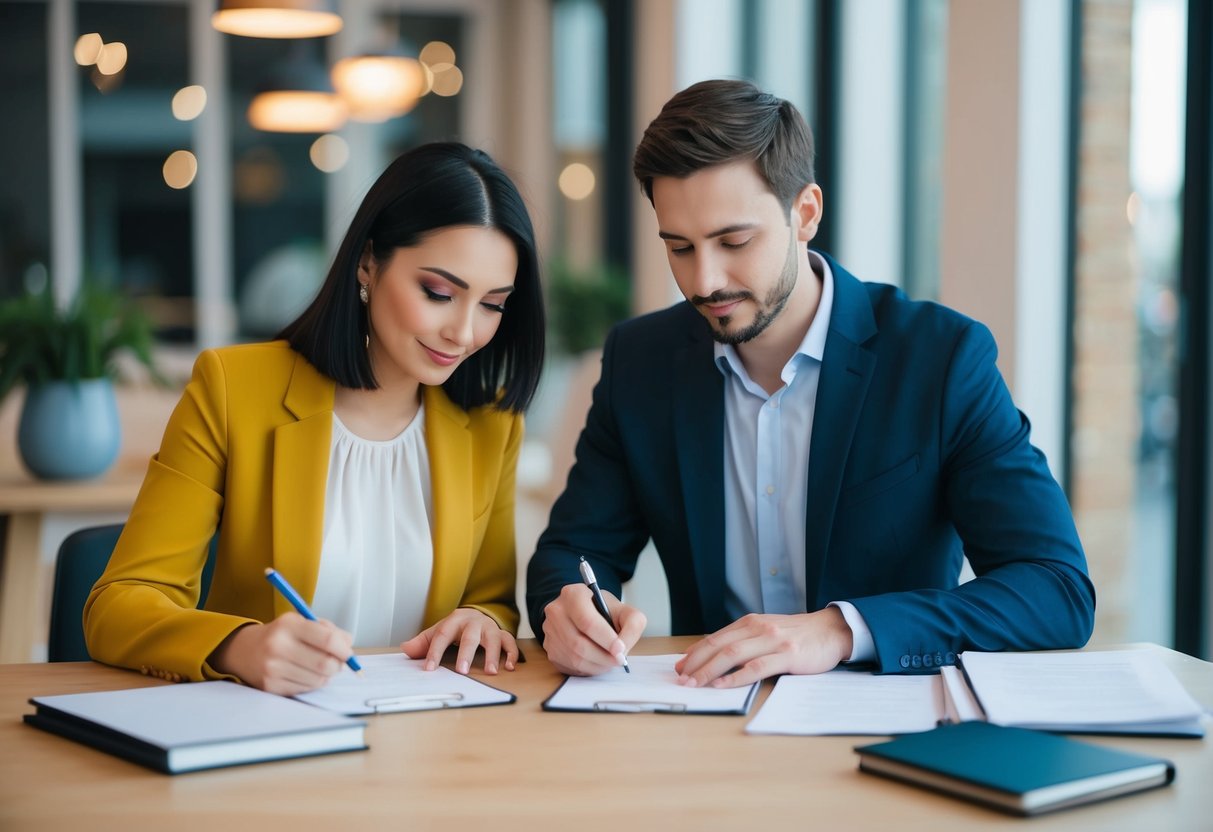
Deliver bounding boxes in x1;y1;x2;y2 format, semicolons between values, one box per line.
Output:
651;160;814;346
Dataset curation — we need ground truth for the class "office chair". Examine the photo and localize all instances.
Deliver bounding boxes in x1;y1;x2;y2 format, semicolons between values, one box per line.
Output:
48;524;217;662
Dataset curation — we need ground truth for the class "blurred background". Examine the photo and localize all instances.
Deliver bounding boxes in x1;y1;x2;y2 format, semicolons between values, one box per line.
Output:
0;0;1210;661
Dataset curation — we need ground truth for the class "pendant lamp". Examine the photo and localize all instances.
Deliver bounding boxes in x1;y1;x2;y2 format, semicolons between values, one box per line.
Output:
331;54;428;122
212;0;342;39
247;45;347;132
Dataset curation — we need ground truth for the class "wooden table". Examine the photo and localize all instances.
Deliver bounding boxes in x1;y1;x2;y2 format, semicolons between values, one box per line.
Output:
0;465;144;663
2;638;1211;830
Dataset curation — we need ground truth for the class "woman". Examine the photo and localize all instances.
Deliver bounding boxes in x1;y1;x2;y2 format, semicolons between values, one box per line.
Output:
84;143;545;695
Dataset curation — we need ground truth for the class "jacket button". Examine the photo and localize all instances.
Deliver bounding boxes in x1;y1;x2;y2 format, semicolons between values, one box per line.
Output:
899;655;911;668
934;652;944;666
923;653;934;668
911;655;922;669
945;652;956;664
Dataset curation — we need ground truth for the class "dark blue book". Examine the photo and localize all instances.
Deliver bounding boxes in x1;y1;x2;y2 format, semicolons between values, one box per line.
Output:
855;721;1175;816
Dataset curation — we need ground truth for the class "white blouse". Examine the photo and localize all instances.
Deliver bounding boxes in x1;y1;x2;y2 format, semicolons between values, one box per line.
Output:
310;405;434;647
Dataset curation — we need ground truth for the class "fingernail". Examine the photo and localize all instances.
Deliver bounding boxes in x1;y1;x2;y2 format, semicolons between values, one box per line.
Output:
458;660;470;674
505;661;515;671
424;660;436;671
487;663;497;674
684;676;698;688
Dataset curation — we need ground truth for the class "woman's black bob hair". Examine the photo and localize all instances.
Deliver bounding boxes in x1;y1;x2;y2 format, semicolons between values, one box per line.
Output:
278;142;545;413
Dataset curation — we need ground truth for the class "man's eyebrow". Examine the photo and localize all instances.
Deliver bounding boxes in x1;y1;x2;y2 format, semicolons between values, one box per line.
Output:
657;223;759;242
421;267;514;294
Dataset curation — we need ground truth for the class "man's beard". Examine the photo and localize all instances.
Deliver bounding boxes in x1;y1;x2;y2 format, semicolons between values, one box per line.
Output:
695;231;799;346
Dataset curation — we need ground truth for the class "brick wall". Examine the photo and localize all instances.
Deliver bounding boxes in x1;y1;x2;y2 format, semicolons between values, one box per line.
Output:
1070;0;1138;644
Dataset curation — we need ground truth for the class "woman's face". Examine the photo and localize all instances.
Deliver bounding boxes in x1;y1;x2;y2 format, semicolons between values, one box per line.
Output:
359;225;517;390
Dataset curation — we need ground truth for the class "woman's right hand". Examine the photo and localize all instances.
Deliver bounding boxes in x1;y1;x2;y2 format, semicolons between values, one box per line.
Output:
207;612;355;695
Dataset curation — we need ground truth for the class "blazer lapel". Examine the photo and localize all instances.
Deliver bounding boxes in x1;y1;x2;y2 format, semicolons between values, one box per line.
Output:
271;353;335;612
672;316;729;631
804;256;877;608
422;386;471;627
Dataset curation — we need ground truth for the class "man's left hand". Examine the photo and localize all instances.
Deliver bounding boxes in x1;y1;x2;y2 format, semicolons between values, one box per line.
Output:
674;607;854;688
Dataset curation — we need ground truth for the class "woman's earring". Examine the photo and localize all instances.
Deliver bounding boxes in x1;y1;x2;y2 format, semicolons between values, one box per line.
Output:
359;284;369;305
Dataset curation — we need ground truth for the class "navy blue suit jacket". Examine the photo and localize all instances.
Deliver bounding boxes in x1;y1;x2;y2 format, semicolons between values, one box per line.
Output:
526;255;1095;673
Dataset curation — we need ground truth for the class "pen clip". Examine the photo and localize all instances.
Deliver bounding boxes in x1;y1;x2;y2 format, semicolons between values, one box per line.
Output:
365;692;464;713
592;700;687;714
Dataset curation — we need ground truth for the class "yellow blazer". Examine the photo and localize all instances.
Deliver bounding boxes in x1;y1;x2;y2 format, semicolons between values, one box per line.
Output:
84;341;522;682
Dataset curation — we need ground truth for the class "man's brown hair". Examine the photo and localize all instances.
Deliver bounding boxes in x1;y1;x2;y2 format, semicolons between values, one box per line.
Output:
632;79;816;212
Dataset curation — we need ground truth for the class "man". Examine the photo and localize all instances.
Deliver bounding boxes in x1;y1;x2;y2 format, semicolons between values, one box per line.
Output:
526;79;1095;688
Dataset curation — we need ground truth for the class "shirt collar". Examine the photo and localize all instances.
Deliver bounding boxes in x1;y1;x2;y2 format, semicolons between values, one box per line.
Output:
714;249;836;381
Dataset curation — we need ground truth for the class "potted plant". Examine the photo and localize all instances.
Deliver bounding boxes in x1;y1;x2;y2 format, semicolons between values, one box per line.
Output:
0;282;159;480
547;259;631;355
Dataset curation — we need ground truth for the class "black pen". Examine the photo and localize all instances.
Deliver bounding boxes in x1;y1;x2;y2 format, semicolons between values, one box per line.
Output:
579;556;630;673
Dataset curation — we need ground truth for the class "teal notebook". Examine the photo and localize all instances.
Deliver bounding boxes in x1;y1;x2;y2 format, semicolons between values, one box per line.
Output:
855;721;1175;816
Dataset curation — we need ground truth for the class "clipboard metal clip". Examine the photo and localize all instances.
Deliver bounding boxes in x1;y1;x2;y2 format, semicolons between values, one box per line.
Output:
365;692;464;713
592;700;688;713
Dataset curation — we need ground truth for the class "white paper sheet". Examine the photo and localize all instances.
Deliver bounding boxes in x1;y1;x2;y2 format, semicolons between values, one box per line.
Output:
745;671;945;735
957;650;1207;733
294;653;514;714
940;665;985;723
543;654;757;713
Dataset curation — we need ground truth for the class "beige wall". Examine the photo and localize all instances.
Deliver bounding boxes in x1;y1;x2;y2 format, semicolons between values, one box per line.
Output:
631;0;679;316
939;0;1022;390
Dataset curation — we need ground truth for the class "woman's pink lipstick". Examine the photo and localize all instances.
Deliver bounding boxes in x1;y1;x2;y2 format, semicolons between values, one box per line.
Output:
421;343;461;366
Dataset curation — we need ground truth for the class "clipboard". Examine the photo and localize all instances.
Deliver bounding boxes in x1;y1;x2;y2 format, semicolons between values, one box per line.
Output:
541;654;758;715
294;653;515;715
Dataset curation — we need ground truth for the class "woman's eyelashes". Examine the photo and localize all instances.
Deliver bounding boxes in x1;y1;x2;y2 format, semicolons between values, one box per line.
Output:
421;285;453;303
421;283;507;313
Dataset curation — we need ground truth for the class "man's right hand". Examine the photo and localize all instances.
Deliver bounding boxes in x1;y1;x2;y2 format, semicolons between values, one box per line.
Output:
541;583;647;675
208;612;355;695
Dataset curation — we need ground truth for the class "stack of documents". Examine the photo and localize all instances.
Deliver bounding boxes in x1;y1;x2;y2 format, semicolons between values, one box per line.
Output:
543;654;758;714
746;649;1209;736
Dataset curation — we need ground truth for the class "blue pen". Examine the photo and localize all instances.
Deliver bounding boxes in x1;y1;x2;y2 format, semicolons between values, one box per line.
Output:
264;567;363;675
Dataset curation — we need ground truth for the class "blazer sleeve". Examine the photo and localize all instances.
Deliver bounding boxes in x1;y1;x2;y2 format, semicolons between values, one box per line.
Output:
457;410;523;634
525;329;653;639
83;350;258;682
848;322;1096;673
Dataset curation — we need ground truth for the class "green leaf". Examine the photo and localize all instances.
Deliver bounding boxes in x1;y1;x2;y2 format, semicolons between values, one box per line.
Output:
0;281;162;405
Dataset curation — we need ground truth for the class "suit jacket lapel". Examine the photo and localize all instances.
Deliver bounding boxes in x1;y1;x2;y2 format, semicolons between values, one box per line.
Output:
805;255;877;608
271;353;335;612
422;385;471;627
672;317;729;631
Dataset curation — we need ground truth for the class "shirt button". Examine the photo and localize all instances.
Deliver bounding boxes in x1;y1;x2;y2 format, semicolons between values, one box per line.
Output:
765;485;775;495
769;399;779;409
769;567;779;576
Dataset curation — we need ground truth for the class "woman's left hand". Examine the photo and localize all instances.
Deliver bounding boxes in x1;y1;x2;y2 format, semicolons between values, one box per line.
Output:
400;609;519;675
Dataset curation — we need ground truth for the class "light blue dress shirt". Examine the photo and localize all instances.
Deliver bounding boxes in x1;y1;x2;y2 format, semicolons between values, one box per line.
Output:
715;252;874;662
